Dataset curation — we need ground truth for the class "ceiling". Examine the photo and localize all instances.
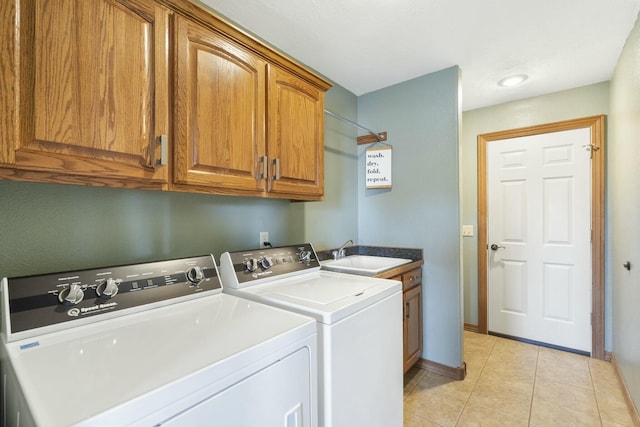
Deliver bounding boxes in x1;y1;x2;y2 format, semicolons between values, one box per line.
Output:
200;0;640;111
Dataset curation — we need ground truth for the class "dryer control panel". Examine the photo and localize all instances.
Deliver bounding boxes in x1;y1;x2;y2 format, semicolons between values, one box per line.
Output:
1;255;220;341
219;243;321;288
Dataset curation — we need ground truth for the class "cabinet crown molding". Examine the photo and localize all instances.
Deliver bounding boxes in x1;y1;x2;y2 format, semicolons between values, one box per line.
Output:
158;0;332;92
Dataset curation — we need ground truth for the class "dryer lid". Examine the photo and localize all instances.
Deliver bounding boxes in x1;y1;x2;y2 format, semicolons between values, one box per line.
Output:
236;270;401;324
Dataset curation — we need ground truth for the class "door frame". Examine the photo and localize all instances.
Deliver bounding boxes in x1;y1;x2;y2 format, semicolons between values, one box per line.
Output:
477;115;606;359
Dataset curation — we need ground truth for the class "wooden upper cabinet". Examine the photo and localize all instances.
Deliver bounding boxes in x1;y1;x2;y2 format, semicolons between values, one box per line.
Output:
0;0;331;197
8;0;170;187
173;16;266;194
267;65;325;199
174;18;327;200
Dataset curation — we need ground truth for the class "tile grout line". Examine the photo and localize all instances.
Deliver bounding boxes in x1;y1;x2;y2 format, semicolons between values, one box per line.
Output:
454;335;497;426
588;359;605;426
527;345;540;426
530;348;609;425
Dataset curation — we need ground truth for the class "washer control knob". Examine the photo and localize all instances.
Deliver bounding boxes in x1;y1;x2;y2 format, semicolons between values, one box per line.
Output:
96;278;120;299
245;258;258;272
58;284;84;306
299;250;311;263
259;257;273;270
186;266;204;284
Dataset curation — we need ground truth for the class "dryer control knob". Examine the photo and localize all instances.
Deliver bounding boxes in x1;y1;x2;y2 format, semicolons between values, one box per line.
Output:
186;266;204;285
299;250;311;263
259;257;273;269
58;284;84;305
96;278;120;298
244;258;258;272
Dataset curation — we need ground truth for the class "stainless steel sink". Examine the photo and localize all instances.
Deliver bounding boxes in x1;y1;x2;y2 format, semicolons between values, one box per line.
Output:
321;255;412;276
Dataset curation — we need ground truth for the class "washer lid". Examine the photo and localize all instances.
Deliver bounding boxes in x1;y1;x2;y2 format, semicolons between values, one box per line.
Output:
234;271;401;324
3;293;315;427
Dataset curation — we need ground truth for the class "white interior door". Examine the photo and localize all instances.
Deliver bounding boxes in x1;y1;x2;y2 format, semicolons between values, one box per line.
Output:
487;127;592;353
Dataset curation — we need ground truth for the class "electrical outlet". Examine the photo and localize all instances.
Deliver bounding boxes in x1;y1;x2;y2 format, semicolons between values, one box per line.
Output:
462;225;474;237
259;231;269;248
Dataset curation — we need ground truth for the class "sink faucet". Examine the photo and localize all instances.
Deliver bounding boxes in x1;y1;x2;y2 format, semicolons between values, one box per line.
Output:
333;239;354;260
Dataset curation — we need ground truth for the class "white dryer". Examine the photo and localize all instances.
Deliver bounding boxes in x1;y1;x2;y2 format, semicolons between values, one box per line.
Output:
1;255;317;427
219;243;403;427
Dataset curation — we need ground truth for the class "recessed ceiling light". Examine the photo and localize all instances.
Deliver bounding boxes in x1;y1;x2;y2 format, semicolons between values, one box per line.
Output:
498;74;528;87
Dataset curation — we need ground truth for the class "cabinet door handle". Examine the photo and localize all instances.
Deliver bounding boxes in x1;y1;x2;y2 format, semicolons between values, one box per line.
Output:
258;156;268;180
149;134;168;169
405;302;410;318
273;158;280;180
158;134;168;167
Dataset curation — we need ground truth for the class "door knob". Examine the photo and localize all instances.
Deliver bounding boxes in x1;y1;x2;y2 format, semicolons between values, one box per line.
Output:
490;244;506;251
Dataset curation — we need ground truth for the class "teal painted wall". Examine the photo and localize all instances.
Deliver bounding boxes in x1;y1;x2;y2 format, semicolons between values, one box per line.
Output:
357;67;463;368
0;182;300;276
303;85;359;251
0;83;358;278
610;12;640;410
461;81;611;348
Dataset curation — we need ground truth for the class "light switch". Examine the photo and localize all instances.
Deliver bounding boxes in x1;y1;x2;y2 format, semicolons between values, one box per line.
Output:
462;225;474;237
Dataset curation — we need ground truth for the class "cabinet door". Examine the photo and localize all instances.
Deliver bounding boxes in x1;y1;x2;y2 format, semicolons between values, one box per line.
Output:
174;16;266;194
11;0;169;186
266;65;324;199
404;284;423;373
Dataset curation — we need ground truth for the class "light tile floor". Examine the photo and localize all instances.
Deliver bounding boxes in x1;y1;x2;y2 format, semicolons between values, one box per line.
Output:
404;331;636;426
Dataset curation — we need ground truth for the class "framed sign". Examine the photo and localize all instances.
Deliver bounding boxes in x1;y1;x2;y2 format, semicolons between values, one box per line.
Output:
365;145;392;189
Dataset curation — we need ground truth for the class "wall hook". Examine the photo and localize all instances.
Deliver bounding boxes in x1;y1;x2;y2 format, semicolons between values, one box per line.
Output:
623;261;631;271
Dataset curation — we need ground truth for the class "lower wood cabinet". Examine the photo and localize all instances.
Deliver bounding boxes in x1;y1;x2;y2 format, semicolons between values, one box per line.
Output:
394;267;423;373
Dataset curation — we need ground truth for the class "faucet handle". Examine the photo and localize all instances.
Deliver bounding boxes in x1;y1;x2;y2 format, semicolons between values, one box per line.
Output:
333;239;354;260
332;249;347;260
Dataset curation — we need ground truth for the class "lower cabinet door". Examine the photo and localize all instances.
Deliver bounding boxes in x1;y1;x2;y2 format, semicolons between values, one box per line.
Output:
404;284;423;372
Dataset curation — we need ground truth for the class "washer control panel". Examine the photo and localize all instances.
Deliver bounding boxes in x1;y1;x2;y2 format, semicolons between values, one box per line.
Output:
2;255;220;340
220;243;320;287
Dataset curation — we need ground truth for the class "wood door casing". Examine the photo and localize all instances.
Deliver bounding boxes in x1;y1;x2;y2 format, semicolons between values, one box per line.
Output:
14;0;169;184
477;115;606;359
174;16;266;194
267;65;324;199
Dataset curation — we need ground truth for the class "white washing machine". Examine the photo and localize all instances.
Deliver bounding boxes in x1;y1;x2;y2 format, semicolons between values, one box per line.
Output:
219;243;403;427
0;255;317;427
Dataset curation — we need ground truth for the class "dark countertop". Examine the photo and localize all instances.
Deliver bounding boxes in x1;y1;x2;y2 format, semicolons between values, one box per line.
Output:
315;245;423;263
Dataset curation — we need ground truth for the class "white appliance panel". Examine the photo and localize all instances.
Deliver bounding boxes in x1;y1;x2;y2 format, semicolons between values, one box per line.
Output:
228;271;401;324
319;293;403;427
219;244;404;427
162;347;311;427
4;293;315;426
